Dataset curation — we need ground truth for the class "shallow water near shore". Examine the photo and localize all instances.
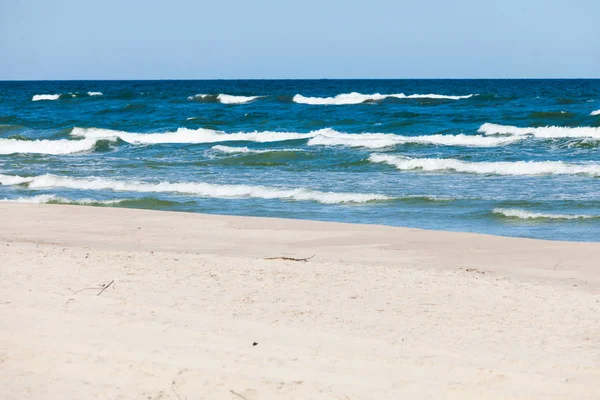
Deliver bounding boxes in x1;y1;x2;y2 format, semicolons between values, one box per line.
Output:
1;79;599;241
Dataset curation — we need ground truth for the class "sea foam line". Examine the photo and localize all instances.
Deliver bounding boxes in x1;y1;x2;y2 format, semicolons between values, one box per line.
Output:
368;154;600;176
493;208;600;220
0;194;122;205
71;127;515;148
0;174;390;204
307;131;520;148
293;92;474;105
0;138;113;155
478;123;600;139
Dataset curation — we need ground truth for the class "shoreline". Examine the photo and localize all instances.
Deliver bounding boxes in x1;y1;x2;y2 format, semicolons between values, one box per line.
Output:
2;203;599;398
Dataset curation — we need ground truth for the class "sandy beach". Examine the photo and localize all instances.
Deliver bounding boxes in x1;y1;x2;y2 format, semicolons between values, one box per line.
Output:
1;203;599;399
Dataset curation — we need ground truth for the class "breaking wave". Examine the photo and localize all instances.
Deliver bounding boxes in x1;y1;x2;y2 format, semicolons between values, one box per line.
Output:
0;137;114;155
32;94;61;101
71;127;515;148
187;94;263;104
71;127;314;144
492;208;600;220
478;123;600;139
0;174;391;204
293;92;474;105
88;91;103;96
591;109;600;116
368;154;600;176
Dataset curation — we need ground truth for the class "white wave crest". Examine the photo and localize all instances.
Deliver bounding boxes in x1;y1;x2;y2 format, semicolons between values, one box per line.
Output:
0;174;390;204
0;138;111;155
87;91;103;96
478;123;600;139
368;154;600;176
187;94;262;104
71;127;313;144
493;208;599;220
293;92;474;105
307;131;519;148
32;94;60;101
217;94;262;104
591;109;600;116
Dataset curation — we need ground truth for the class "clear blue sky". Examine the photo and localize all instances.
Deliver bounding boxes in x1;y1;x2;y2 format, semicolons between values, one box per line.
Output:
1;0;598;79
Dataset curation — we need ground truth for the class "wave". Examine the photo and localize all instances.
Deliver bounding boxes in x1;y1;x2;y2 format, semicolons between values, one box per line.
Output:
0;174;390;204
71;127;313;144
0;138;113;155
592;109;600;116
32;94;60;101
478;123;600;139
187;94;262;104
88;91;103;96
307;130;520;148
0;194;122;205
493;208;600;220
368;154;600;176
210;145;302;154
293;92;474;105
71;127;515;148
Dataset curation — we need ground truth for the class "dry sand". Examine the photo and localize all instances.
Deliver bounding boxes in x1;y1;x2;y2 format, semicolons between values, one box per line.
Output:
1;203;599;399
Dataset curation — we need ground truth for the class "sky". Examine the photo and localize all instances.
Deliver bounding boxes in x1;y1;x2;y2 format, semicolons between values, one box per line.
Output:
1;0;599;79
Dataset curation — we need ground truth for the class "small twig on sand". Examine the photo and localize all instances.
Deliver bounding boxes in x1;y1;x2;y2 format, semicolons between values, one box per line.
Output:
230;390;249;400
171;386;183;400
97;280;114;296
554;260;562;271
265;254;315;262
465;268;485;274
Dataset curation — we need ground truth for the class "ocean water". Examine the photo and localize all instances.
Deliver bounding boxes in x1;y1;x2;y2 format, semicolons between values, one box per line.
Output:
1;79;599;242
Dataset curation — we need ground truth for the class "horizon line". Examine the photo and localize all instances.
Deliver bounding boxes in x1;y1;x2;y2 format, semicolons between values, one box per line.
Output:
2;77;600;82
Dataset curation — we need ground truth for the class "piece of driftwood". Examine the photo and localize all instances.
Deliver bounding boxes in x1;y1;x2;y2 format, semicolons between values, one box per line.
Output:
264;254;315;262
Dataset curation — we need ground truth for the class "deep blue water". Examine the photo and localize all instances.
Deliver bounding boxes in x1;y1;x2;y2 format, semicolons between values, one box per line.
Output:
1;79;599;241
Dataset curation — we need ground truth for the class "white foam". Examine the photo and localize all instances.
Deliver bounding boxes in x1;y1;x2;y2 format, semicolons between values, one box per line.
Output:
591;109;600;116
211;145;301;154
32;94;60;101
478;123;600;139
493;208;599;220
71;127;314;144
368;154;600;176
187;94;209;100
307;131;520;148
0;174;390;204
0;138;110;155
187;94;262;104
87;91;103;96
293;92;474;105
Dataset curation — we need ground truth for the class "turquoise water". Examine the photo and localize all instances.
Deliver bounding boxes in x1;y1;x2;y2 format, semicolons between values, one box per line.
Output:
1;80;599;241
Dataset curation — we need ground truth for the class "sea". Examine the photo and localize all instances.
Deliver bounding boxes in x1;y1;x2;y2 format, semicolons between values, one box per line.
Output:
1;79;599;241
